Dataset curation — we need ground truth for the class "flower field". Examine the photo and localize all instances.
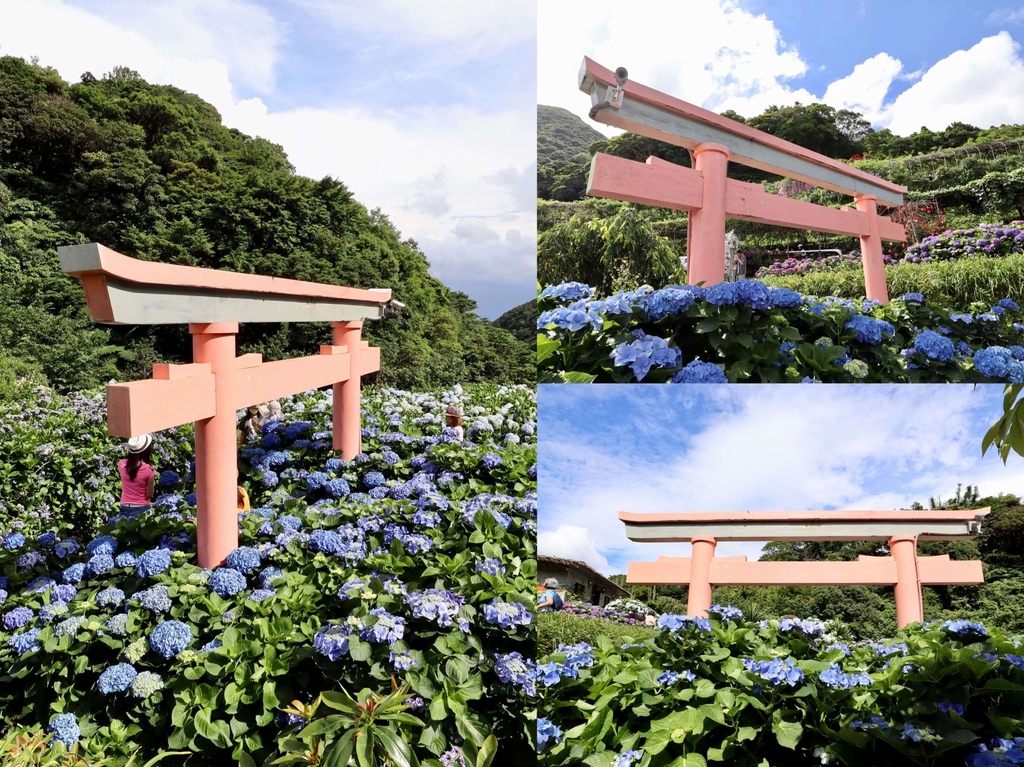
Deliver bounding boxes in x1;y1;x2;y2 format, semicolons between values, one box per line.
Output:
536;608;1024;767
0;385;536;765
538;281;1024;383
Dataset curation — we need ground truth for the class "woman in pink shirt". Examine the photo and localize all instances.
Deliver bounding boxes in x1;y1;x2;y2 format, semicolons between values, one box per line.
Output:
118;434;155;516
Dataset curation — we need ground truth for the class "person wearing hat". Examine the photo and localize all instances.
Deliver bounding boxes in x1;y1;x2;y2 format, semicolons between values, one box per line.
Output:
118;434;155;516
238;405;267;446
444;405;464;441
537;578;564;612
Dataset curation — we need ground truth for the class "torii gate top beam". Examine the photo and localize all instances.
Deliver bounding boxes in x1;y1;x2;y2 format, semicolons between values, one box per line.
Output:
59;243;391;325
618;508;990;542
578;57;907;208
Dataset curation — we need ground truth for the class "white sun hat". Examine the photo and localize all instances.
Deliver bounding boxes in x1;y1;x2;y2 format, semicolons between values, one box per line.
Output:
127;434;153;454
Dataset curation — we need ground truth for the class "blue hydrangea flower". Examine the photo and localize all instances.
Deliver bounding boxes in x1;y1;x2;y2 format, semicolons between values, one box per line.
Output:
483;599;531;629
614;751;644;767
482;453;504;470
644;286;697;319
248;589;275;602
672;359;728;384
97;663;138;694
114;552;138;568
86;535;118;556
4;607;33;629
8;627;42;654
88;554;115;575
845;315;894;345
2;533;25;550
37;532;56;547
306;472;330;492
225;546;261;573
148;620;194;659
360;608;405;643
913;330;954;361
362;471;386;489
494;651;537;696
40;603;68;623
210;568;247;597
134;585;172;613
313;625;350;661
135;549;172;577
901;292;924;303
743;657;804;687
708;604;743;620
325;478;350;498
51;584;77;603
104;614;128;636
536;718;562;753
62;563;86;584
46;713;80;747
259;567;284;589
405;589;465;627
974;346;1024;382
999;299;1021;311
943;619;987;637
97;587;126;607
767;287;803;308
475;558;505;576
540;282;594;302
657;614;711;632
159;470;180;487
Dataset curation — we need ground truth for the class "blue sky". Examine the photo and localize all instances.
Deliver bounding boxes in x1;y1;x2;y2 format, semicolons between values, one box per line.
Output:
539;0;1024;137
2;1;536;319
537;384;1024;576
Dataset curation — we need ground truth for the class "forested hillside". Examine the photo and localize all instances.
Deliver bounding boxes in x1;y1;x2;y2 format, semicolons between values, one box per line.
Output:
494;299;536;344
0;56;532;396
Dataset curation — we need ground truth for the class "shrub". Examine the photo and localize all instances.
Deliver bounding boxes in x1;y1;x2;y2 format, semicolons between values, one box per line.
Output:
538;280;1024;383
537;611;1024;766
0;385;537;765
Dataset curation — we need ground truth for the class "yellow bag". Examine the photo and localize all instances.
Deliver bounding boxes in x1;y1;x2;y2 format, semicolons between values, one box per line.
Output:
237;486;251;511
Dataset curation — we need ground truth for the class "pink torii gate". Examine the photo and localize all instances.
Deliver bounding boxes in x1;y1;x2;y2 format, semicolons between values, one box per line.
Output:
60;243;391;568
578;58;909;303
620;509;989;628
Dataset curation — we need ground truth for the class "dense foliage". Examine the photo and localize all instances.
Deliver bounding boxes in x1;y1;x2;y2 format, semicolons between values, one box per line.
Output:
0;56;532;392
0;385;536;765
538;280;1024;383
536;610;1024;766
493;300;537;345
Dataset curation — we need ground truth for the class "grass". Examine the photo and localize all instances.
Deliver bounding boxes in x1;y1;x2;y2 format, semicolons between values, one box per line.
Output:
759;251;1024;306
537;611;659;655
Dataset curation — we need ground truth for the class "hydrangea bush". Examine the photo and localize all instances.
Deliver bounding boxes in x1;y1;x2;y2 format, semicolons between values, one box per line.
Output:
536;610;1024;767
755;252;899;278
0;390;194;538
899;222;1024;265
538;281;1024;383
0;385;537;765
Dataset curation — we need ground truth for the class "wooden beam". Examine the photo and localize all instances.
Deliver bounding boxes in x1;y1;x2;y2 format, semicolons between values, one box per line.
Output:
106;376;216;437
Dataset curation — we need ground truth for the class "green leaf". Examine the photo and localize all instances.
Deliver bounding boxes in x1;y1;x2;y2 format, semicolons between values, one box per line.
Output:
772;717;803;750
376;727;415;767
476;734;499;767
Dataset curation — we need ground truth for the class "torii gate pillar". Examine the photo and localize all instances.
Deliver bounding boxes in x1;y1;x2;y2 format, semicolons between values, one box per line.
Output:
333;321;363;459
856;194;889;303
687;535;717;617
688;144;730;287
190;323;241;566
890;535;924;627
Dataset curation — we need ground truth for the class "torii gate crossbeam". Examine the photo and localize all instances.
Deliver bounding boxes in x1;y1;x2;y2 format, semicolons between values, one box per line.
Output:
620;509;989;628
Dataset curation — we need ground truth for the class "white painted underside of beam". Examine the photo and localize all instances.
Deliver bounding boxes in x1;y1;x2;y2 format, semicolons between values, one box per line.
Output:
622;520;981;542
101;278;385;325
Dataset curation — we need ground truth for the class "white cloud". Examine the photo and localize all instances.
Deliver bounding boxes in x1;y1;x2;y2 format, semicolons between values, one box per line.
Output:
883;33;1024;135
291;0;536;64
538;525;612;574
539;0;814;128
822;53;902;125
986;6;1024;27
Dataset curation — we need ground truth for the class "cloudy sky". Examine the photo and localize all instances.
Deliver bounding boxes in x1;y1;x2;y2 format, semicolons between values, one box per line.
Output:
2;1;535;319
538;384;1024;575
540;0;1024;137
